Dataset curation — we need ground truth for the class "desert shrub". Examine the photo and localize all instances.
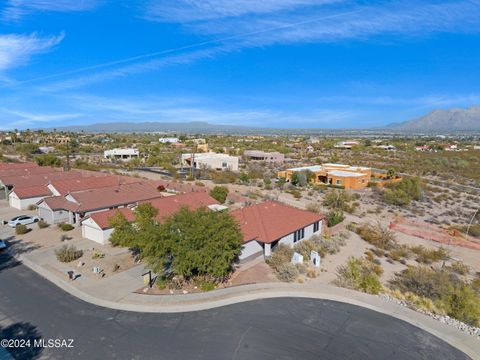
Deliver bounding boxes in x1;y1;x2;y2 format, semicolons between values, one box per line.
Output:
37;220;49;229
15;224;29;235
356;222;397;250
390;265;480;326
410;245;447;264
58;223;74;231
315;235;346;256
267;245;294;272
335;257;383;294
449;261;470;275
323;189;354;211
389;266;454;300
388;244;411;261
306;202;321;213
443;285;480;326
383;177;422;206
92;249;105;259
275;263;299;282
55;245;83;263
27;204;37;210
326;210;344;227
293;240;316;259
112;263;120;272
306;267;318;278
295;263;308;274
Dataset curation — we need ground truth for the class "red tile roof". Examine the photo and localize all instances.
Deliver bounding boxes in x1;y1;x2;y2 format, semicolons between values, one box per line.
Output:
41;182;164;213
49;175;141;195
85;207;136;230
83;192;219;230
151;180;207;194
0;166;56;180
231;201;325;244
0;169;109;188
0;162;38;170
40;196;78;212
11;185;52;199
147;192;219;222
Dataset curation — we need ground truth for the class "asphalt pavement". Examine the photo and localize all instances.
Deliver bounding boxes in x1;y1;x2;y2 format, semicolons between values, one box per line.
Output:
0;251;472;360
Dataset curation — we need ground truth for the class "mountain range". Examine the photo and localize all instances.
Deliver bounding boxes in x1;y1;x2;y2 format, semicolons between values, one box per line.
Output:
388;106;480;132
44;106;480;134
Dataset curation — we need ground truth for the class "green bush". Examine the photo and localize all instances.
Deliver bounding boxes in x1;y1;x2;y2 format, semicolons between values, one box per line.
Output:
37;220;49;229
390;266;480;326
356;222;397;250
196;279;217;292
55;245;83;263
326;210;344;227
27;204;37;210
275;263;299;282
335;257;382;294
410;245;447;264
58;223;74;231
15;224;29;235
383;177;422;206
209;186;229;203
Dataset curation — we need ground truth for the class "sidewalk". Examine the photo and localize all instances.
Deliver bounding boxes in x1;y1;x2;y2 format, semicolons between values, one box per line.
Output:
18;252;480;359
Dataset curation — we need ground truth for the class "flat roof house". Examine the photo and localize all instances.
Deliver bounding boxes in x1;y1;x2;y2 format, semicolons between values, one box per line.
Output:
231;201;325;261
181;152;239;172
278;163;371;190
244;150;285;163
37;182;164;226
80;192;220;244
104;148;139;161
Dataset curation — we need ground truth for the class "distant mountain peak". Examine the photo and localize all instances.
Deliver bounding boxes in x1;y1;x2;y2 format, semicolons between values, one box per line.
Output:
388;106;480;132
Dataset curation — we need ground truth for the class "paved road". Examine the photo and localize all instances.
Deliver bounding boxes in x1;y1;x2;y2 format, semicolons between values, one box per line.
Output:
0;252;471;360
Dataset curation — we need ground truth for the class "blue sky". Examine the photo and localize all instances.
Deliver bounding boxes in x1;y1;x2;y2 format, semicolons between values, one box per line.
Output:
1;0;480;130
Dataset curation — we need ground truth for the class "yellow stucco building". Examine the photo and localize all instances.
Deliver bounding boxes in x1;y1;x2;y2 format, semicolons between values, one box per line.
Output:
278;163;372;190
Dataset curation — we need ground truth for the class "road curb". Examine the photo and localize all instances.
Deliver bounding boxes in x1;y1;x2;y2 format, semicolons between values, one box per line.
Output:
18;254;480;359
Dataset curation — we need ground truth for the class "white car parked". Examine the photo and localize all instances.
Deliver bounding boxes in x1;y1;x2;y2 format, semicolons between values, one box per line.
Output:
7;215;40;228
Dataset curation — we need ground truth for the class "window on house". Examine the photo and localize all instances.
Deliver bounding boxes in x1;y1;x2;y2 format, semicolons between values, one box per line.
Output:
314;221;320;232
222;162;227;167
293;228;305;242
336;179;342;185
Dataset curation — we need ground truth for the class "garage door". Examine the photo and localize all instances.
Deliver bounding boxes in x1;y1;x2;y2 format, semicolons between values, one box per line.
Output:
82;225;104;244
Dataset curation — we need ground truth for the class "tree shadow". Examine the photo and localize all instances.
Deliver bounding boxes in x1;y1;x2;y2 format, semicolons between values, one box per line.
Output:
5;237;41;256
0;251;20;273
0;322;43;359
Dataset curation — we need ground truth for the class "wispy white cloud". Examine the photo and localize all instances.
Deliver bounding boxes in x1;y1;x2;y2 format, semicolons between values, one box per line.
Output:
144;0;336;22
0;32;64;72
0;107;82;129
2;0;98;21
38;45;226;91
151;0;480;47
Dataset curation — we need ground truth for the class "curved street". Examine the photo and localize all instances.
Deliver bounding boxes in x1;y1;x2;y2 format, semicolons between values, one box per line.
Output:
0;252;471;360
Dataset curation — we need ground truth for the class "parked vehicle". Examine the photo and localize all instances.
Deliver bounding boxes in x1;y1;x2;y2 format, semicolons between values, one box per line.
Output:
0;240;7;251
7;215;40;228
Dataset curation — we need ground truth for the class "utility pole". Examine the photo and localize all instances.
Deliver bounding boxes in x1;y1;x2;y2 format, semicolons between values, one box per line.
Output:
65;139;71;171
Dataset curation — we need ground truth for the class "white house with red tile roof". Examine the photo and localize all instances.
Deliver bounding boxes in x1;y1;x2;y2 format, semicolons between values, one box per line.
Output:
8;185;53;210
231;201;325;260
80;192;220;244
37;182;164;226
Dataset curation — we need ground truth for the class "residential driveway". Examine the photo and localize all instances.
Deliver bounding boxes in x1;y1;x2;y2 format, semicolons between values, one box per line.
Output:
0;252;471;360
